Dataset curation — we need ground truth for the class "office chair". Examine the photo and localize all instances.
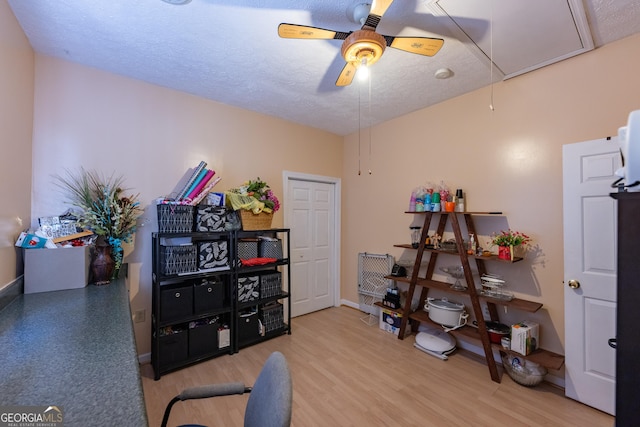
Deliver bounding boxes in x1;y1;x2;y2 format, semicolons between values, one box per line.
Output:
161;351;292;427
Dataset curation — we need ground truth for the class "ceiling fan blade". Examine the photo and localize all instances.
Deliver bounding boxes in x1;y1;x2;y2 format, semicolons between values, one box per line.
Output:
370;0;394;19
336;62;357;87
386;36;444;57
278;23;350;40
362;0;394;31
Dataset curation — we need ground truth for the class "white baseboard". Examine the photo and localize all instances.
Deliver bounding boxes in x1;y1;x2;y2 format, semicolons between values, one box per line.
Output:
138;352;151;364
0;275;24;311
340;299;359;310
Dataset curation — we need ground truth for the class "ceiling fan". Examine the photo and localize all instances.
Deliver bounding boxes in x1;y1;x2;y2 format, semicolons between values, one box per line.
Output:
278;0;444;86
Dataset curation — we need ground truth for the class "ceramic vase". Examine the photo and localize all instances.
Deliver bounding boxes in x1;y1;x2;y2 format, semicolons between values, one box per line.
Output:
91;237;115;285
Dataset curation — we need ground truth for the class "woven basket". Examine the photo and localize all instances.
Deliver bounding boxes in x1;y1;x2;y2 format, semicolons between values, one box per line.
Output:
239;210;273;231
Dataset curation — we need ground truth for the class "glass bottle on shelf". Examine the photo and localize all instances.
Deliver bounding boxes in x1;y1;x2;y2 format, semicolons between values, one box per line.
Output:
410;227;421;248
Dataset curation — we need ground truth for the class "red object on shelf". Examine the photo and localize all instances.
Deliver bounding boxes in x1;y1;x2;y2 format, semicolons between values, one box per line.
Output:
498;246;511;260
240;257;277;266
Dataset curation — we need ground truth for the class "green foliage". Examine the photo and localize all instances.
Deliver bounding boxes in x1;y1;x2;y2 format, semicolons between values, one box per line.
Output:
55;168;143;271
227;177;280;213
491;229;532;247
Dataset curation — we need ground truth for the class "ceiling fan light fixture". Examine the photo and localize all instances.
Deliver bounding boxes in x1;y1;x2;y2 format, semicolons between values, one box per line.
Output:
357;58;370;81
279;0;445;87
341;30;386;66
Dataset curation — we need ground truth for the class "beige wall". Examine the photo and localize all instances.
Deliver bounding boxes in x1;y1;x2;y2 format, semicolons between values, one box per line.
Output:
30;55;343;355
341;33;640;361
0;1;34;288
7;0;640;368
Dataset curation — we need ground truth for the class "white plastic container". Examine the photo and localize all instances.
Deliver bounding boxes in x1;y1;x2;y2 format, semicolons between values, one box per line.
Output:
424;297;467;328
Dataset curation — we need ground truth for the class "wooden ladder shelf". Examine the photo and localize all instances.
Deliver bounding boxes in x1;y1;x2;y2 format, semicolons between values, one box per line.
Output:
394;211;564;383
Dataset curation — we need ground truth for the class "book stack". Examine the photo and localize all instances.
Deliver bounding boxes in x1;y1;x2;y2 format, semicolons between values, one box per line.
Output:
170;161;221;206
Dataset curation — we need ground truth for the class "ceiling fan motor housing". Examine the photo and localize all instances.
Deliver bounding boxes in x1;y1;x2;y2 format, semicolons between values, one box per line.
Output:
341;30;386;66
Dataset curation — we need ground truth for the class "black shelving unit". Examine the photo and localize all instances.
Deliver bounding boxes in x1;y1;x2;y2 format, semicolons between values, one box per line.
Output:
234;228;291;350
611;192;640;423
151;227;292;380
151;230;235;380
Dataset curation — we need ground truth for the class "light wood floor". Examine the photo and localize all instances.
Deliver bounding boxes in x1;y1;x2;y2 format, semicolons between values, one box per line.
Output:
141;306;614;427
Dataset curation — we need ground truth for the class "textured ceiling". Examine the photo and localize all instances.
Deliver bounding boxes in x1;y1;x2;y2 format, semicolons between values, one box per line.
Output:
7;0;640;136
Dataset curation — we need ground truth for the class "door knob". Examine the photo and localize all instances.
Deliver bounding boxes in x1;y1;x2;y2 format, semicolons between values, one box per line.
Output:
568;279;580;289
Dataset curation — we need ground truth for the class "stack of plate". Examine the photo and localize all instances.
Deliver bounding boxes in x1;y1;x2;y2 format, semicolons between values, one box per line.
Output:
480;274;513;301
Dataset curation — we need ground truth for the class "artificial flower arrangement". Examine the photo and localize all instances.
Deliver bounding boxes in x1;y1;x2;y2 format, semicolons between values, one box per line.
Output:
225;177;280;214
491;229;532;247
56;168;143;273
491;229;532;261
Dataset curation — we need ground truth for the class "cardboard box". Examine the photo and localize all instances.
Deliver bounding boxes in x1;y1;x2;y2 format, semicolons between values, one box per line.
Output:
379;308;403;335
24;246;90;294
511;321;539;355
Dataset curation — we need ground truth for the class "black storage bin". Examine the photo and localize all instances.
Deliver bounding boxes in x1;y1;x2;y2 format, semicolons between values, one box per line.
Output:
157;204;195;233
259;238;283;259
160;244;197;275
194;278;226;314
237;274;260;303
237;239;259;260
260;272;282;298
160;285;193;322
188;319;219;358
198;240;229;270
159;328;188;367
260;302;284;333
238;309;259;344
196;205;227;232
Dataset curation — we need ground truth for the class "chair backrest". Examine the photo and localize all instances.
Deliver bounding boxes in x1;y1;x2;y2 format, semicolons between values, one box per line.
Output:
244;351;292;427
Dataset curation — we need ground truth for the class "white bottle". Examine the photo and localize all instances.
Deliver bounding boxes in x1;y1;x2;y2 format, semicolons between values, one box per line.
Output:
468;233;476;255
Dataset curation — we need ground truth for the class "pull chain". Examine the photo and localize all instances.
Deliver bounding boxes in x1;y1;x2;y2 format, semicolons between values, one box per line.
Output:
489;0;495;111
358;80;362;175
368;71;372;175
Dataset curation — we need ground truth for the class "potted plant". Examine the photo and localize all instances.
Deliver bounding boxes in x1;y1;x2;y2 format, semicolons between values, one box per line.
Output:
490;229;532;261
225;178;280;230
56;168;143;284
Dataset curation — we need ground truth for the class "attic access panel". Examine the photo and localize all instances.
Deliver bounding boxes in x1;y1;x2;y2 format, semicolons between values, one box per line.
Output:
428;0;594;78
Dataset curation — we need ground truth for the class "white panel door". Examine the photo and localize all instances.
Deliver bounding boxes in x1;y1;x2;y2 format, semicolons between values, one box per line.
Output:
563;137;620;415
287;179;336;317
